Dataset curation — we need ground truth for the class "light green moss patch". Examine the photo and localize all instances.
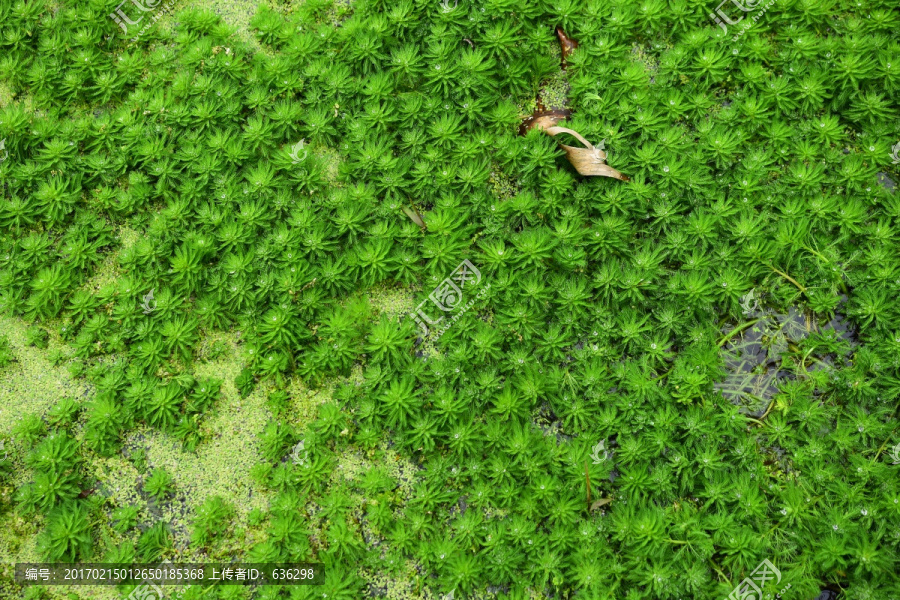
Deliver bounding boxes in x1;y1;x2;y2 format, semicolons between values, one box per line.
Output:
285;375;334;427
630;43;661;75
359;562;502;600
0;81;18;108
488;164;520;202
76;229;134;295
515;95;538;120
0;316;92;436
538;69;570;112
323;0;354;26
185;0;262;46
0;316;118;599
0;509;42;568
128;335;273;554
76;330;274;565
330;438;432;600
313;144;344;185
142;0;262;51
330;439;419;500
367;283;416;322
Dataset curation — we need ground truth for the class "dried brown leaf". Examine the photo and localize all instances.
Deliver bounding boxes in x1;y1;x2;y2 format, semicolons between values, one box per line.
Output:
590;498;612;511
402;206;426;229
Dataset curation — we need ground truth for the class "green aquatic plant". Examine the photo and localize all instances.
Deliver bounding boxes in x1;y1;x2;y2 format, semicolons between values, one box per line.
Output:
37;502;93;562
259;419;296;464
0;334;14;369
190;495;233;549
44;397;80;429
3;0;900;596
83;394;126;457
143;468;174;500
24;324;48;348
137;521;171;562
185;377;222;414
111;505;140;533
143;383;183;431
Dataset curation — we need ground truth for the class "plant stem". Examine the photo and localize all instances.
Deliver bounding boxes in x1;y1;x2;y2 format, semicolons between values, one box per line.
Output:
769;265;807;294
801;244;830;263
710;560;730;585
584;460;591;511
869;404;900;465
758;398;776;421
717;318;763;347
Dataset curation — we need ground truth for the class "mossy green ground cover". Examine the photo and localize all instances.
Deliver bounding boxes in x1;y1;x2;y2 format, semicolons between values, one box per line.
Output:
1;0;900;599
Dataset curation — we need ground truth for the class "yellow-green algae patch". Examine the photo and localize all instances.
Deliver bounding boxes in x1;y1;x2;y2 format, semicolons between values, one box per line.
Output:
0;81;19;108
76;226;139;295
488;164;520;203
282;368;358;430
327;439;418;500
312;143;344;186
538;69;571;112
128;0;262;53
151;0;316;52
630;42;662;76
118;331;274;555
0;316;92;436
321;438;440;600
367;283;416;322
0;316;120;599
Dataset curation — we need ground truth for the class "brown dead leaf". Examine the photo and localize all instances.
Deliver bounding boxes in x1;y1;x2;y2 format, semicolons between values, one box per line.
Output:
590;498;613;511
543;125;629;181
519;108;572;136
518;29;629;181
402;206;426;229
556;27;578;68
